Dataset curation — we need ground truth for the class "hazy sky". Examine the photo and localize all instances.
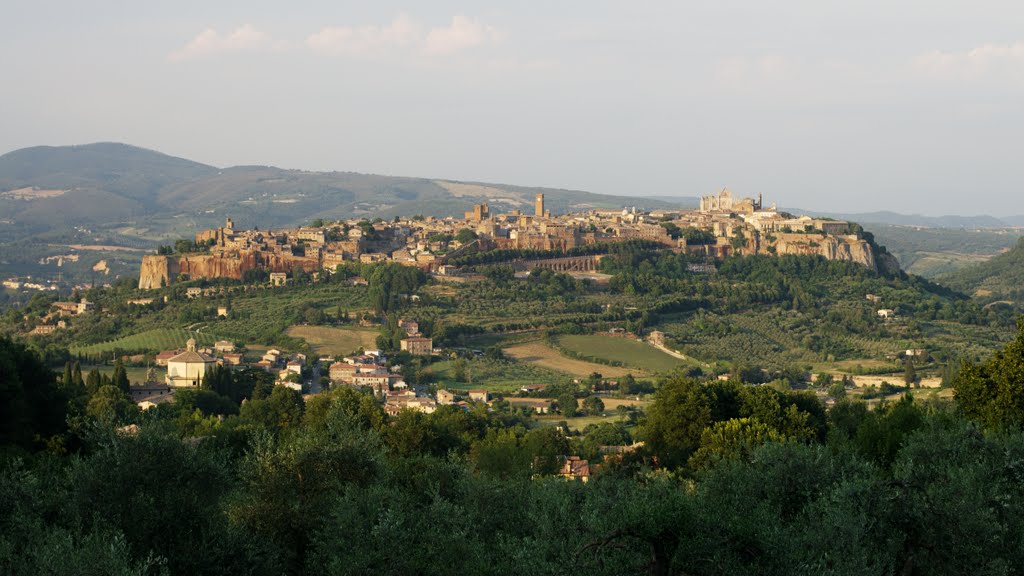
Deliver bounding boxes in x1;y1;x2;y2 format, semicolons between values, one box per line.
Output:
3;1;1023;215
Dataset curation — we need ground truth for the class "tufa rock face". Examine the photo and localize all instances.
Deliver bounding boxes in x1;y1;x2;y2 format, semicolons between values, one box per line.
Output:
138;255;178;289
816;236;876;271
138;252;320;289
771;233;878;272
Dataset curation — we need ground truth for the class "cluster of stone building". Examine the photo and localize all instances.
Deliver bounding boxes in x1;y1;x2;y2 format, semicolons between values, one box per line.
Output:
138;188;880;288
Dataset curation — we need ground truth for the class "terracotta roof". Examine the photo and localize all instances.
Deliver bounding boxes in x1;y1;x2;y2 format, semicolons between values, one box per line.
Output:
167;350;215;364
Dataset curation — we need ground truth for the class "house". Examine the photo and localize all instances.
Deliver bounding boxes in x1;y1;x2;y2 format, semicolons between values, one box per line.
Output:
400;337;433;356
877;309;895;319
286;359;304;375
518;384;547;395
648;330;666;347
165;338;216;388
468;389;490;403
217;306;229;318
155;349;183;367
558;456;591;482
437;389;455;404
270;272;287;286
222;353;243;366
398;319;420;337
329;362;357;382
130;382;174;406
214;340;236;353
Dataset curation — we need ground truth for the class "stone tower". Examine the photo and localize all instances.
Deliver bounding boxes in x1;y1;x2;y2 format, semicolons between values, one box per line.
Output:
535;193;545;218
186;337;196;352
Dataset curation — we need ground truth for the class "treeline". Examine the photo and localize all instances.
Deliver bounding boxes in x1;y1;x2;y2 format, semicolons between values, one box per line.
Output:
8;321;1024;574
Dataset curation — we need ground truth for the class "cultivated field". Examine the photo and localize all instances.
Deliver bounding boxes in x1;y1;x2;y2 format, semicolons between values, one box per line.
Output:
554;335;686;374
285;325;379;356
72;328;213;356
503;341;645;378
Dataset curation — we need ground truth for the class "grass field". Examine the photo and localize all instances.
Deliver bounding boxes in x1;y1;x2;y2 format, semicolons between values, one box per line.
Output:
285;325;379;357
433;357;567;393
72;329;214;356
554;335;686;374
503;341;645;378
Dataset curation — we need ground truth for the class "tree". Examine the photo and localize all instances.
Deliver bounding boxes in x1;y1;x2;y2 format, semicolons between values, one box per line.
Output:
581;395;605;416
86;385;139;423
240;386;305;433
955;319;1024;430
828;382;847;399
112;359;130;394
639;377;713;468
0;337;68;450
85;368;102;396
903;359;918;386
455;228;478;244
558;391;578;418
689;417;784;471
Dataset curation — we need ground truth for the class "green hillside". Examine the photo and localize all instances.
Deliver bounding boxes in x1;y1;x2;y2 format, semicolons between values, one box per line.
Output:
868;224;1024;278
938;237;1024;305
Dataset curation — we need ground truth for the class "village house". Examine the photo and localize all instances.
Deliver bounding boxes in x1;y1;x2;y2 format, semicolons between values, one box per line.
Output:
214;340;236;353
468;390;490;403
437;389;455;404
400;336;433;356
558;456;591;482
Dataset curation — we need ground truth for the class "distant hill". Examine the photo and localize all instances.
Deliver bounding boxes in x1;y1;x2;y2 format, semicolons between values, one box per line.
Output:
865;224;1024;279
0;143;680;237
938;237;1024;304
800;209;1010;229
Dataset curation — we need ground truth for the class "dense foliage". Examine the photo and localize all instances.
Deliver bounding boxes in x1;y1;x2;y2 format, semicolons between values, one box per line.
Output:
5;321;1024;573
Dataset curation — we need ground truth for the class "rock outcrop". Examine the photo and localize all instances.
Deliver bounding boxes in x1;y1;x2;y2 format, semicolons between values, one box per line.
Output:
770;233;878;272
139;251;320;289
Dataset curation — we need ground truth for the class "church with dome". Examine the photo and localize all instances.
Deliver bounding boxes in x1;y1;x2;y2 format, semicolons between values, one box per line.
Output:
165;337;215;388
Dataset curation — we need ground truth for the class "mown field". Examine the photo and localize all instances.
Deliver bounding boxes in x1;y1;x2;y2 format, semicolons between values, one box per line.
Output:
71;328;214;356
285;325;379;357
503;340;645;378
554;334;687;374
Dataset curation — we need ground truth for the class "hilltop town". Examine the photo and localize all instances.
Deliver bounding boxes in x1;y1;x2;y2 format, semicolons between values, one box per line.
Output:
138;189;891;289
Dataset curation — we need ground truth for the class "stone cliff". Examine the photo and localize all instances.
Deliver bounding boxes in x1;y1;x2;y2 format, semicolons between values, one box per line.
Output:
770;233;878;272
139;251;320;289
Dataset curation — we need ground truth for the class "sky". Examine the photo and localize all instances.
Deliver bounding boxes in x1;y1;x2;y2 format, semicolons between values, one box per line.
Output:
2;0;1024;215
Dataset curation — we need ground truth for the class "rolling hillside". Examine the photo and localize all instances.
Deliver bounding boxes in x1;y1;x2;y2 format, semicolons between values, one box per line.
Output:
0;143;679;234
939;237;1024;305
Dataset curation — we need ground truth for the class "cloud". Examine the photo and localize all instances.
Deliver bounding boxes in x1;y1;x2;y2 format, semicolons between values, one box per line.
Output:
306;13;420;55
915;41;1024;78
424;15;500;55
307;14;499;57
169;24;270;61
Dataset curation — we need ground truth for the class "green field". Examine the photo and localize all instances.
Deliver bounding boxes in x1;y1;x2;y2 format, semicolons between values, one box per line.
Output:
554;335;687;374
72;328;215;356
285;325;379;356
433;356;567;393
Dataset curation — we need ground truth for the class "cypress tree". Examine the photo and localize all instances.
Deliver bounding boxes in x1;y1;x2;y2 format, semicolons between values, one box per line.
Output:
113;359;130;394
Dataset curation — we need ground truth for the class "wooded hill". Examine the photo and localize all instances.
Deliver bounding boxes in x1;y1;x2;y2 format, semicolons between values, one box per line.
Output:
939;236;1024;306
